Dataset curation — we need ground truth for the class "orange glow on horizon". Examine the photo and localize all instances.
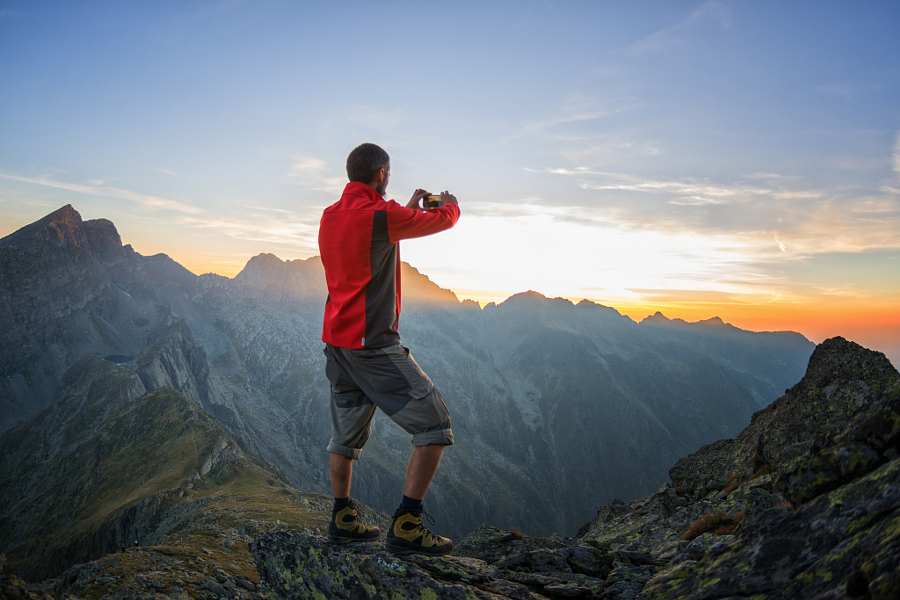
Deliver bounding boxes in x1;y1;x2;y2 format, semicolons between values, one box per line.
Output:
456;291;900;366
179;259;899;366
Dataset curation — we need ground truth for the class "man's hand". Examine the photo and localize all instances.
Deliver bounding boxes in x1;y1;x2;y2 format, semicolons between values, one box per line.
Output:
406;189;430;211
439;191;458;206
406;189;458;210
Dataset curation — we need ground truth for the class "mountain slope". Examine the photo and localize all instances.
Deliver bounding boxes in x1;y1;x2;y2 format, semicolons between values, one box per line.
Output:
0;348;263;580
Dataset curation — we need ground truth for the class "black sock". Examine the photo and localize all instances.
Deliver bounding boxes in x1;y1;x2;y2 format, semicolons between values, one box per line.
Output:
398;495;423;513
334;496;351;511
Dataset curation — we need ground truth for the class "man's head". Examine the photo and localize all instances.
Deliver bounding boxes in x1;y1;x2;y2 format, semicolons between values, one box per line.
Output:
347;143;390;196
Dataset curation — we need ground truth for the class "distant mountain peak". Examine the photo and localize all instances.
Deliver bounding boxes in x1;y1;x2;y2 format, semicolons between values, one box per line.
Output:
44;203;81;224
643;311;670;322
640;313;730;327
498;290;549;307
697;316;726;326
0;204;122;256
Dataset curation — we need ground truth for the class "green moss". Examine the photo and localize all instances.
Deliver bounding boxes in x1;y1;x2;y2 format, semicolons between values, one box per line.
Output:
420;588;438;600
844;513;875;536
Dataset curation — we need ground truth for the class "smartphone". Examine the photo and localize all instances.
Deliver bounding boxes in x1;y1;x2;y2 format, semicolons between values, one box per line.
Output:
422;195;442;208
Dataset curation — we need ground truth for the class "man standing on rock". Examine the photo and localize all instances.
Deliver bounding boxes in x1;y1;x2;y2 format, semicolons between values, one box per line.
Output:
317;142;460;556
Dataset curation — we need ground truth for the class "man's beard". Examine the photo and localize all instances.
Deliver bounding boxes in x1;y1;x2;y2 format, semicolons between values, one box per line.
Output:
375;180;387;196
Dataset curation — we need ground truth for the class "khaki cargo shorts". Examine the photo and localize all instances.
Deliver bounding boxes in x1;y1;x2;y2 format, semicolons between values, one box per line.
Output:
324;343;454;459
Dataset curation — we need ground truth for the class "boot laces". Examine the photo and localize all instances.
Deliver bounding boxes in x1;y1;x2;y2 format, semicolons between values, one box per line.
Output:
417;509;442;542
348;499;367;522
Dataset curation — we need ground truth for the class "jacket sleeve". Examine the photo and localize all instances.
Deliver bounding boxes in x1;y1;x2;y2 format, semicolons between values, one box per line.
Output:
385;201;460;243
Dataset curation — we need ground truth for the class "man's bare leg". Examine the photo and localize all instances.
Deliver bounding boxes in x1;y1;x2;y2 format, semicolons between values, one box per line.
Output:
330;452;353;498
328;452;379;543
387;443;452;555
403;444;443;500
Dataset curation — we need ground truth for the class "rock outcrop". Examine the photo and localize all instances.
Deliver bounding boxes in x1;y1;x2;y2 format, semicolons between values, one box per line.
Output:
251;528;613;600
668;336;898;492
250;337;900;600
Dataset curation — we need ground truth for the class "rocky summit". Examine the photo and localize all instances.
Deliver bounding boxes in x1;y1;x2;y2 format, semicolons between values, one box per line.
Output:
248;337;900;600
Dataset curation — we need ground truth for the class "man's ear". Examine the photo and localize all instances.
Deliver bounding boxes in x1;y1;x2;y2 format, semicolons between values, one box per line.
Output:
372;168;385;187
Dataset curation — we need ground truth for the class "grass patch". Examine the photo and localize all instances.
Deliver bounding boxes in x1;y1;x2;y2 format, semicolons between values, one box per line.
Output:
721;473;744;495
750;462;778;480
682;511;745;541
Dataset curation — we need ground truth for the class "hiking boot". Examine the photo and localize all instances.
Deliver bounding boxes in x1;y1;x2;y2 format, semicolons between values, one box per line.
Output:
327;501;380;544
386;508;453;556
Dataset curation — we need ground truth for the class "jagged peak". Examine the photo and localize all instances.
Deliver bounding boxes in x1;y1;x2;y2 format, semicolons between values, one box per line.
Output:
399;262;460;304
1;204;84;248
800;336;897;389
44;203;81;223
0;204;122;256
640;313;730;327
247;252;284;265
669;336;899;492
234;253;314;285
498;290;548;306
235;253;322;279
641;311;671;323
696;316;726;326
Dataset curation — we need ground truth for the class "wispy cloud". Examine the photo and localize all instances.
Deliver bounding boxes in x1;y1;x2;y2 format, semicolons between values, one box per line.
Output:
510;94;642;148
744;172;798;180
624;0;732;57
625;288;745;304
287;155;346;195
177;209;318;250
558;139;663;166
519;95;619;135
0;173;202;214
532;168;806;205
520;167;900;255
154;167;192;180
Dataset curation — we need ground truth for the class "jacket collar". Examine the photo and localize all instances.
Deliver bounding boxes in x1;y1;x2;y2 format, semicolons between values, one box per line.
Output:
343;181;384;201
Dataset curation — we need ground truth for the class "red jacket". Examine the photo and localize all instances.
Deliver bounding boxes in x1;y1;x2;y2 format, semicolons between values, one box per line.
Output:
319;182;460;349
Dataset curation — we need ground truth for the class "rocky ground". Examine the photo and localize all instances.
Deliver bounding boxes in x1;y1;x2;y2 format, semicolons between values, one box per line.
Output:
1;487;344;600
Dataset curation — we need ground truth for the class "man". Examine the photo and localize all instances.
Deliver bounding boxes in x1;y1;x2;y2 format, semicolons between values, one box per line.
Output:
318;142;460;556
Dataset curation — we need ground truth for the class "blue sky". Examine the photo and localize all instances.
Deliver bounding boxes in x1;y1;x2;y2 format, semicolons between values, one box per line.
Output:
1;1;898;360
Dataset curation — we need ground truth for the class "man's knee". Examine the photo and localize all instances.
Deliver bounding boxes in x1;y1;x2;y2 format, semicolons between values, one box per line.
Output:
327;439;363;460
411;428;454;447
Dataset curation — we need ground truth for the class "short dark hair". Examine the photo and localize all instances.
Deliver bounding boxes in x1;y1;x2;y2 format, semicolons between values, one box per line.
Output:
346;143;390;184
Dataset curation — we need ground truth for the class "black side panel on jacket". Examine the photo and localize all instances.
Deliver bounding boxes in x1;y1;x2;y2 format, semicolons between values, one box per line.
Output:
365;210;399;348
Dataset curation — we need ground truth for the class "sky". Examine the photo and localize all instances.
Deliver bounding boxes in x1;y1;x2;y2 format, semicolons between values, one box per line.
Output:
1;1;898;364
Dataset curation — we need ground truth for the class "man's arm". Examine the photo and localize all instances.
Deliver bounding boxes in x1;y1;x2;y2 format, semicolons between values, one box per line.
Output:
387;192;460;242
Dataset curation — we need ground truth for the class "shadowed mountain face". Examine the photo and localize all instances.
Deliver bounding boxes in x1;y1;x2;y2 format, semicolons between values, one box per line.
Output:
1;206;816;577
